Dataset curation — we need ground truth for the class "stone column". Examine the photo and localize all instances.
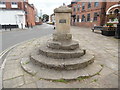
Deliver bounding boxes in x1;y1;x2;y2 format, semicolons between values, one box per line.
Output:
53;5;72;41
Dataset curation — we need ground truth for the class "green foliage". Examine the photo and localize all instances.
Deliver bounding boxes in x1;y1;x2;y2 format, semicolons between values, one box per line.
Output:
52;79;69;83
106;23;113;26
42;14;49;22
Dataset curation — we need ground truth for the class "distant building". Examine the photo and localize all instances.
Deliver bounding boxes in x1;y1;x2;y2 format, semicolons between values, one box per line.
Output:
0;0;36;29
70;1;120;28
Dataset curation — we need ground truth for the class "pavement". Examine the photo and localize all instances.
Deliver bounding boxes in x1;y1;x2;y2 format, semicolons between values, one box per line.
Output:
0;26;119;88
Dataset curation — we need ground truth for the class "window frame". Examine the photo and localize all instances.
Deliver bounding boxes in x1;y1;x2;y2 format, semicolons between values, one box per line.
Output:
77;15;80;22
93;12;98;21
82;3;85;11
94;2;99;7
81;14;86;22
0;2;5;4
87;13;90;21
11;2;17;5
88;2;91;9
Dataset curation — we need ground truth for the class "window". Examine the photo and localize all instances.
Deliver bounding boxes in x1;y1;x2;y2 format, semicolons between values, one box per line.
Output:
77;4;80;11
73;6;76;12
0;2;5;4
94;12;98;21
88;2;91;9
81;15;86;22
77;15;79;22
11;2;17;5
0;1;6;8
94;2;99;7
82;3;85;11
87;14;90;21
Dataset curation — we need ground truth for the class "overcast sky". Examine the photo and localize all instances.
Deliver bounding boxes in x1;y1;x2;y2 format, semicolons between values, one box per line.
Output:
29;0;72;16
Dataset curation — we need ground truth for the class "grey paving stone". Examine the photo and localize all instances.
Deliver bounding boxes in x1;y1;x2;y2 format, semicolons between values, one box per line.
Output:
3;76;24;88
19;82;37;88
23;74;35;84
3;68;23;80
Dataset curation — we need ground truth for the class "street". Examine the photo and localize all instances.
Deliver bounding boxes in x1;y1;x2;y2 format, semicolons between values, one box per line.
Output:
0;23;54;53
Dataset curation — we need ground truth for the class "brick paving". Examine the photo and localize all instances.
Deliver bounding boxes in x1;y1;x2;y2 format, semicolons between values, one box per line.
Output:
1;26;118;88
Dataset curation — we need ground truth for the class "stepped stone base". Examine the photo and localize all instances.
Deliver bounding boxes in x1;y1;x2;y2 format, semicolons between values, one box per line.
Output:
21;56;102;80
47;39;79;50
39;46;86;59
30;48;94;70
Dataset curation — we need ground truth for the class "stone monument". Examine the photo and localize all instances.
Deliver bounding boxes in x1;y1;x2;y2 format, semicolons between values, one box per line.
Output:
21;5;102;80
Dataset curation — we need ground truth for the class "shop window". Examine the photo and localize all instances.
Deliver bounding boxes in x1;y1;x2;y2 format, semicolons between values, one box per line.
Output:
81;15;86;22
93;12;98;21
87;14;90;21
88;2;91;9
94;2;99;7
77;15;79;22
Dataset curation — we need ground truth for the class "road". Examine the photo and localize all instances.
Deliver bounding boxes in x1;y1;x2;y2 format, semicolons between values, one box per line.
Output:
0;23;54;53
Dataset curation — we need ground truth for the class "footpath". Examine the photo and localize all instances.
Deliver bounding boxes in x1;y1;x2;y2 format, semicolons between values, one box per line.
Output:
0;26;118;88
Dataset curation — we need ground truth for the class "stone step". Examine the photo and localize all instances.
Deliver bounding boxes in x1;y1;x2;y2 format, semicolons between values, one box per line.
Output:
30;49;94;70
39;46;86;59
21;57;102;80
47;40;79;50
47;39;79;50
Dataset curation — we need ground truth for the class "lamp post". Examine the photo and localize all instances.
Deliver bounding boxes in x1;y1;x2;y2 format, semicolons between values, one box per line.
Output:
115;10;120;39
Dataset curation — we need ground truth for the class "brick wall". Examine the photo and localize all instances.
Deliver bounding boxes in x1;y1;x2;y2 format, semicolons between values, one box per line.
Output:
71;1;119;28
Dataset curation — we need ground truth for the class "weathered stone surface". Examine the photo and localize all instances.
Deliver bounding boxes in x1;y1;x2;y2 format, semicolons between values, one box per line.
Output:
21;56;101;80
3;76;24;88
54;5;72;13
29;49;94;70
47;39;79;50
39;46;85;59
53;33;72;41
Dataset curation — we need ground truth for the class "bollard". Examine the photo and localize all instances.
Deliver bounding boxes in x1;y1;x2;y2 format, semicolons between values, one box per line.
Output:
31;24;33;28
9;24;11;31
5;25;6;30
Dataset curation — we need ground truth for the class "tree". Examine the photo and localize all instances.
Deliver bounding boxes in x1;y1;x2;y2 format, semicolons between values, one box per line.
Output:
42;14;49;22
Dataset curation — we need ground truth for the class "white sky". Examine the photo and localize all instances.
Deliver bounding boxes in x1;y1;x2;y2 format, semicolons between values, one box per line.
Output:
29;0;72;16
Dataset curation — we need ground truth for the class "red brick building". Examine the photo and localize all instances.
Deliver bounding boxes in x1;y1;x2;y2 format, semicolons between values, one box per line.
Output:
71;1;120;28
0;0;36;28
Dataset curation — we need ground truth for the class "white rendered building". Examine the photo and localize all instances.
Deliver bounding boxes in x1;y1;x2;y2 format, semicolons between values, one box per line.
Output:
0;10;25;29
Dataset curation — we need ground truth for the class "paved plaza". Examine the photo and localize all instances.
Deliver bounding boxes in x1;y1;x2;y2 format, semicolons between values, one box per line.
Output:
1;26;118;88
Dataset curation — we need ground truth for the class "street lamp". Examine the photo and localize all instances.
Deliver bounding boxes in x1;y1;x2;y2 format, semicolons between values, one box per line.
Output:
114;9;120;39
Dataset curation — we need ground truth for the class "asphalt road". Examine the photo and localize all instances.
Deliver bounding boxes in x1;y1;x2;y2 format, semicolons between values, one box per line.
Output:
0;23;54;53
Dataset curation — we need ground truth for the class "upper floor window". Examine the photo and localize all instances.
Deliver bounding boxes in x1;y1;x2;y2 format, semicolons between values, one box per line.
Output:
94;2;99;7
11;2;18;8
82;3;85;11
73;6;76;12
77;4;80;12
0;2;5;4
88;2;91;9
11;2;17;5
0;1;6;8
